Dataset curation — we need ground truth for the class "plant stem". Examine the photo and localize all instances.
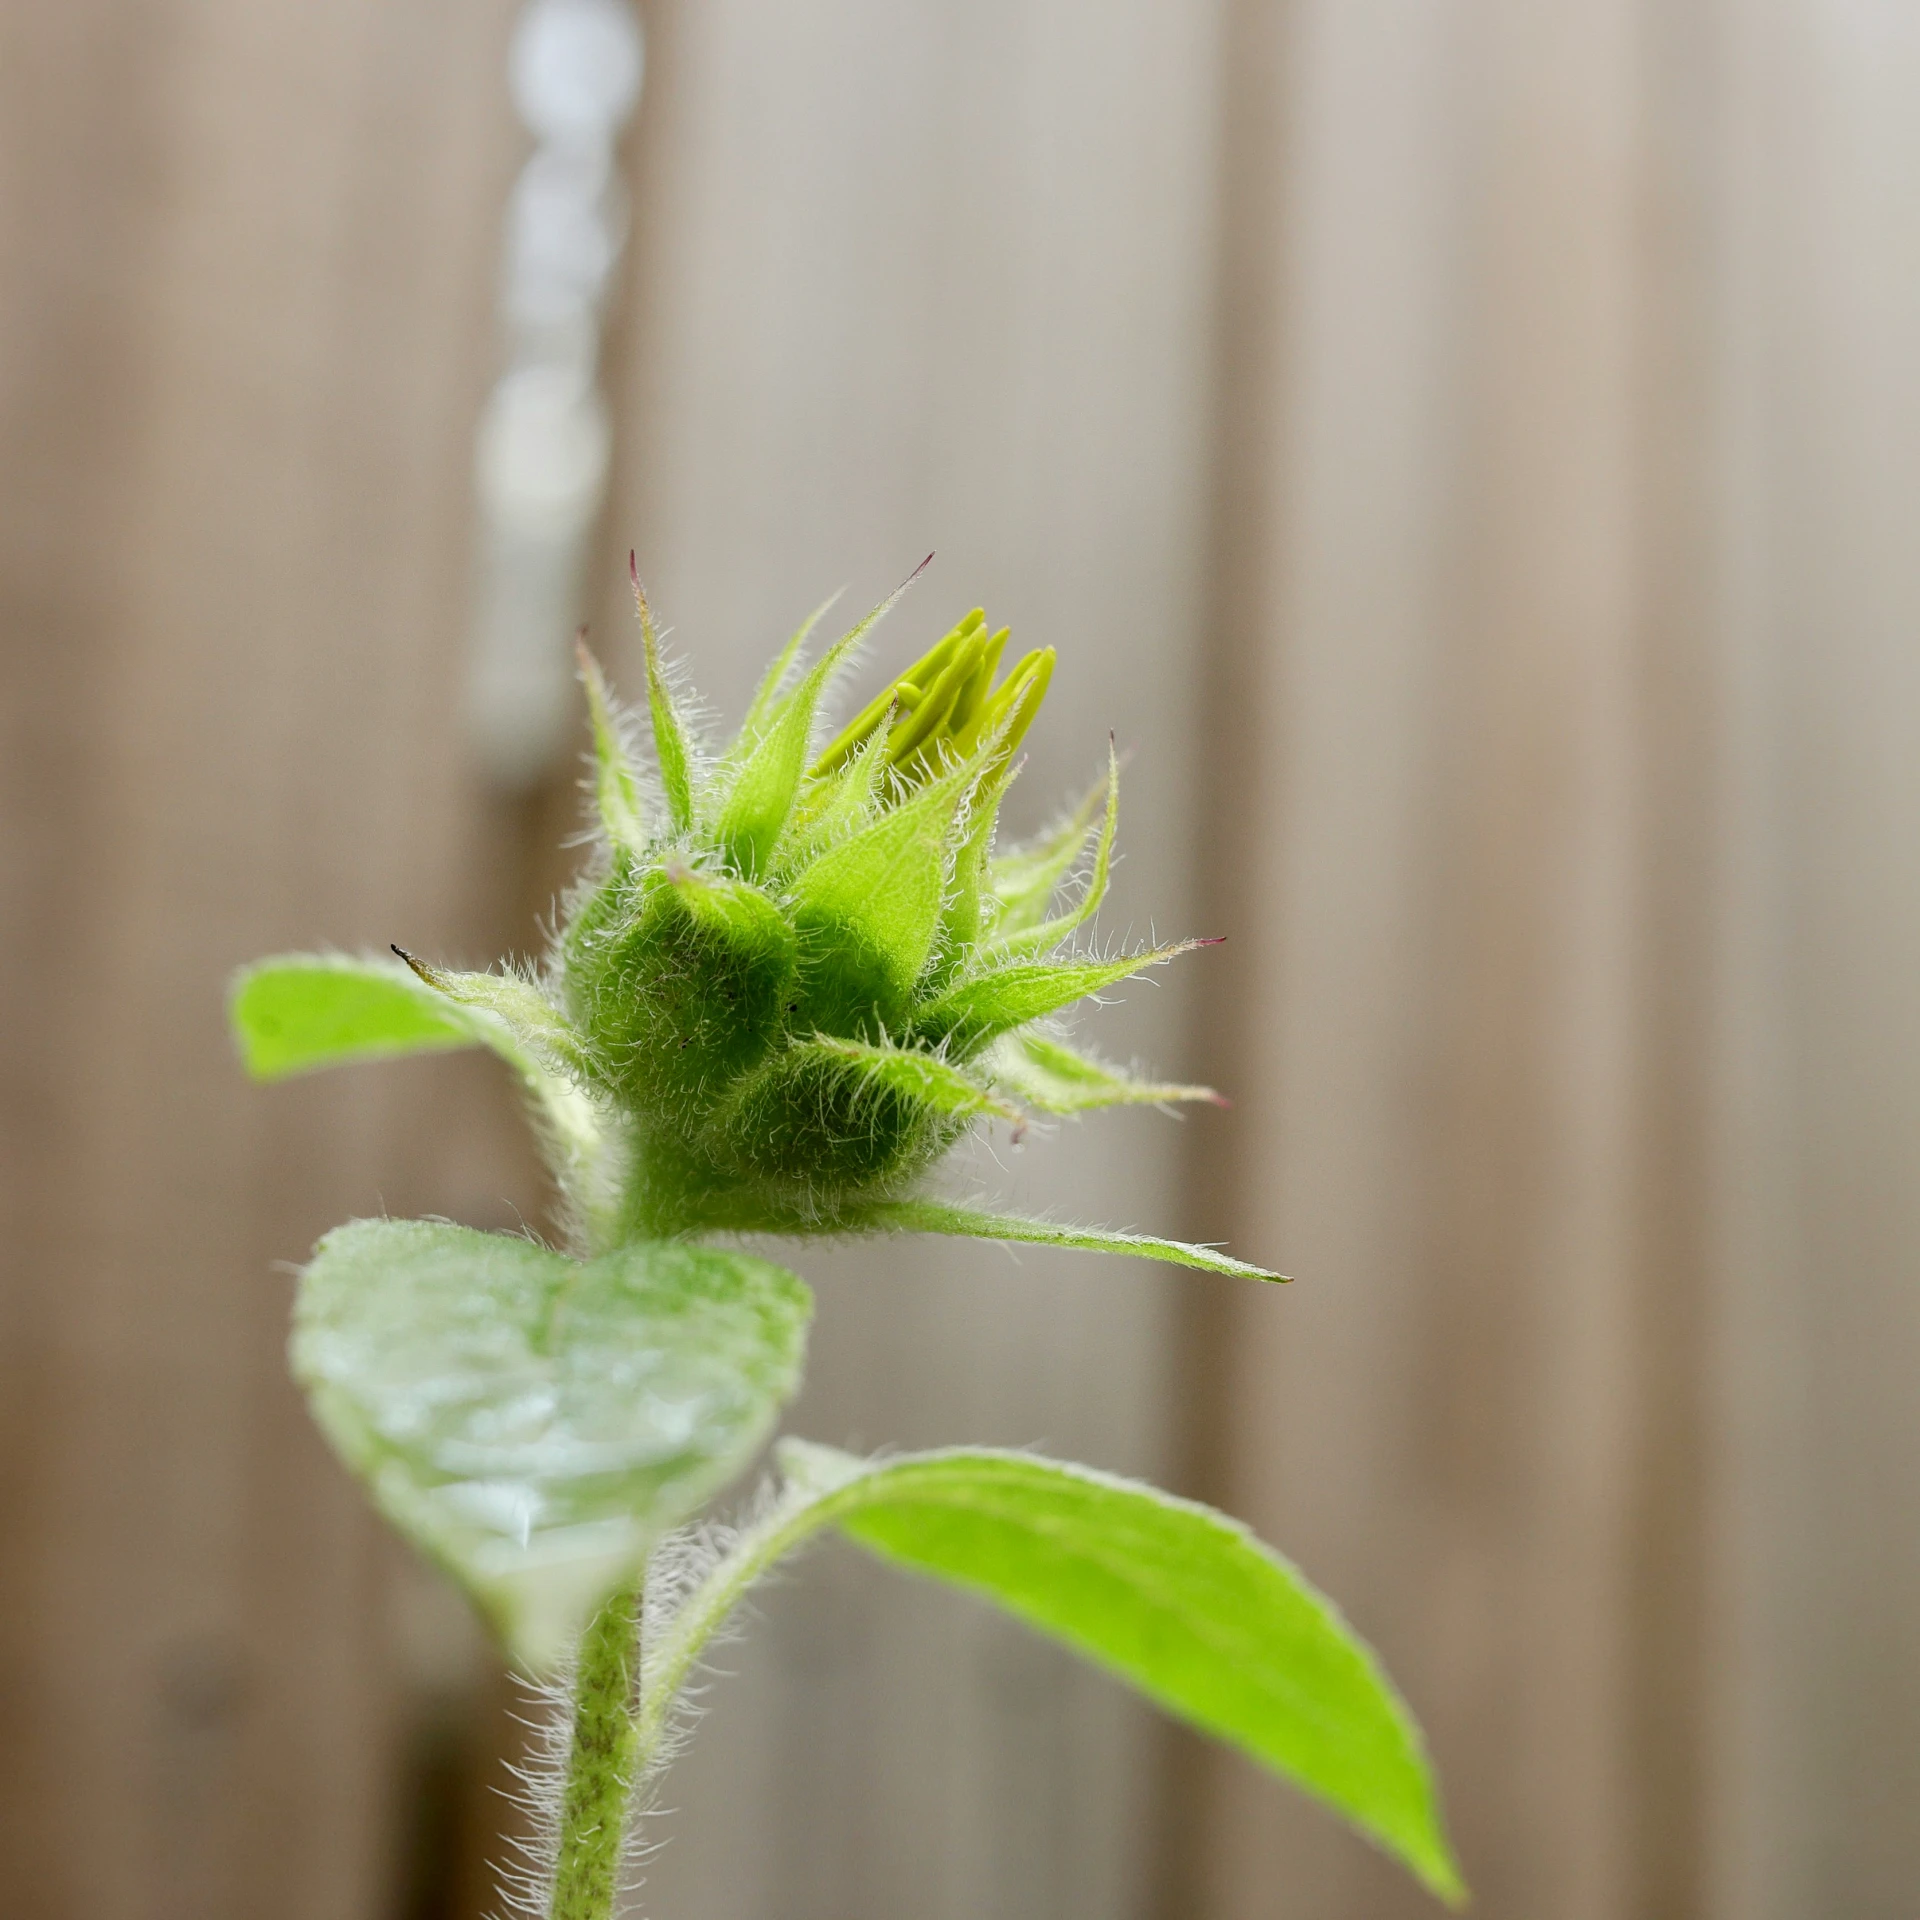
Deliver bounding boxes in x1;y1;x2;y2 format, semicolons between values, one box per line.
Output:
551;1579;643;1920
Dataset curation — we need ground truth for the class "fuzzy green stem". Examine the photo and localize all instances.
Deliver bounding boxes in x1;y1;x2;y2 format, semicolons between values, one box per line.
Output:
551;1580;643;1920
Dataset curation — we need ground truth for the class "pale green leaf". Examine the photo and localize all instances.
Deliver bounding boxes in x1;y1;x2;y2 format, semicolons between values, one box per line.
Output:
988;1031;1220;1113
292;1220;811;1668
640;1443;1460;1905
234;955;616;1242
231;954;484;1081
865;1198;1283;1280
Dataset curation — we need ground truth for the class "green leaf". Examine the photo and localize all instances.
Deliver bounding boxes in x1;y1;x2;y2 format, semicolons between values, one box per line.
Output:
231;954;483;1080
236;955;619;1242
916;940;1203;1055
988;1031;1221;1113
641;1443;1461;1906
577;643;647;854
630;557;696;834
292;1220;810;1669
866;1198;1284;1280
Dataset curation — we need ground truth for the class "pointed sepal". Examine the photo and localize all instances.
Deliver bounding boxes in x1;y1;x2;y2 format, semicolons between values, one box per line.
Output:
809;1034;1021;1122
984;737;1118;961
988;1030;1221;1113
787;757;978;1030
988;774;1106;936
717;1035;977;1198
576;639;646;855
569;865;797;1122
630;554;696;834
738;592;841;749
860;1198;1285;1280
916;939;1209;1057
716;603;888;879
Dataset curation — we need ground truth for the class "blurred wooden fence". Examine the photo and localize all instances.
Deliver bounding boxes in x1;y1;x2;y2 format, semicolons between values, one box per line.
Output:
5;2;1920;1917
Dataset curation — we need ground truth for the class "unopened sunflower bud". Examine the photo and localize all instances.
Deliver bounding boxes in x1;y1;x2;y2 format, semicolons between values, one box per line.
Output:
538;583;1216;1239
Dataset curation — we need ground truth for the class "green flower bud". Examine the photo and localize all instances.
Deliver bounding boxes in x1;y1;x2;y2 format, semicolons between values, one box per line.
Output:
551;572;1209;1242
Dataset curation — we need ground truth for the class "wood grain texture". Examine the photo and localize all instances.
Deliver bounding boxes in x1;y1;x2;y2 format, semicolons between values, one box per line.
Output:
0;4;532;1915
1709;5;1920;1916
1171;0;1718;1914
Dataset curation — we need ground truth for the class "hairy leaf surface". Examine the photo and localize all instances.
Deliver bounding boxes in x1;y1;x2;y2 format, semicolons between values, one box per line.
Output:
916;942;1200;1055
989;1031;1219;1113
868;1198;1282;1280
644;1442;1461;1905
293;1220;810;1667
788;766;969;1026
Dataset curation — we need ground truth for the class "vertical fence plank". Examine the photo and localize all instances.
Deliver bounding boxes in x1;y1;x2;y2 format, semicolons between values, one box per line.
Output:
0;5;530;1914
1173;0;1718;1913
1712;4;1920;1915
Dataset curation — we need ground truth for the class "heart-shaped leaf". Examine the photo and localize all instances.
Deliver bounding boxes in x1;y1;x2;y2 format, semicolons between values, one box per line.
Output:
291;1220;811;1667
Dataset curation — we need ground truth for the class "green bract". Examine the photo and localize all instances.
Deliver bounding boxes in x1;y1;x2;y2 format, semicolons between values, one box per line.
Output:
558;570;1223;1247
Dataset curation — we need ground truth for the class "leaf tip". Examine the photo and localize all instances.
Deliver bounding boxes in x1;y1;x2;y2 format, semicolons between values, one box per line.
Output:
389;944;444;994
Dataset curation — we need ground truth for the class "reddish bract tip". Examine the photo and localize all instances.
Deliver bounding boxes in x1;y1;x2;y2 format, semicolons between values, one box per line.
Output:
627;554;659;634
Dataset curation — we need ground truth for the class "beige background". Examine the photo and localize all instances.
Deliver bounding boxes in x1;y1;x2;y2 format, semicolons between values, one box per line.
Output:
4;1;1919;1917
